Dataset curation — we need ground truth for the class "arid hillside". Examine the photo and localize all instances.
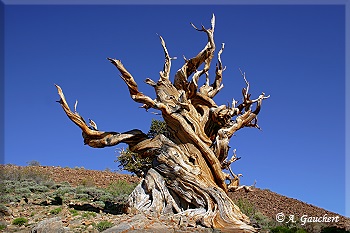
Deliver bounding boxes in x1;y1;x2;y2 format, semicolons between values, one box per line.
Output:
0;165;348;233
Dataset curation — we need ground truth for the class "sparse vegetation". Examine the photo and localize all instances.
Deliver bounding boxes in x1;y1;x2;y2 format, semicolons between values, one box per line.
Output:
26;160;41;166
30;185;50;193
105;180;137;198
0;164;137;226
54;186;76;198
14;187;31;194
0;166;50;184
81;211;97;218
235;198;276;231
0;224;6;230
0;194;22;203
12;217;28;226
0;165;348;233
235;198;257;218
50;207;62;215
234;198;311;232
81;177;95;187
252;211;275;231
96;221;114;232
75;193;90;201
69;209;79;216
116;119;168;177
76;186;105;200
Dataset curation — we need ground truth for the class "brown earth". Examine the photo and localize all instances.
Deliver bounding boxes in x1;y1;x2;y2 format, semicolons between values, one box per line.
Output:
0;165;349;232
229;189;349;232
30;165;141;188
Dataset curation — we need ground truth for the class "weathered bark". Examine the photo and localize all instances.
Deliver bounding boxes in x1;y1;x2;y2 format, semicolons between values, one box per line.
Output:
55;14;269;232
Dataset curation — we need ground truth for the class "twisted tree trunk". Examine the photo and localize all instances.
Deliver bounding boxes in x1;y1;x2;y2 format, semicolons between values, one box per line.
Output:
55;15;269;232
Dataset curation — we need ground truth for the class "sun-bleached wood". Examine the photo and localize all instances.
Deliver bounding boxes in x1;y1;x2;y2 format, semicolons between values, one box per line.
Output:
56;14;269;232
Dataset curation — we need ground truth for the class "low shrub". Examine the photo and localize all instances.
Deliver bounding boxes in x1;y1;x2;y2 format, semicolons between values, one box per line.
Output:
235;198;256;218
54;186;76;197
76;186;106;199
50;207;62;215
105;180;137;198
96;221;113;232
12;217;28;226
19;180;37;188
0;194;22;203
81;178;95;187
2;180;17;193
14;187;31;194
1;166;50;185
75;193;90;201
252;211;274;230
99;193;115;202
0;223;6;230
82;211;97;218
59;181;71;187
69;209;79;216
26;160;41;166
30;185;50;193
94;201;105;208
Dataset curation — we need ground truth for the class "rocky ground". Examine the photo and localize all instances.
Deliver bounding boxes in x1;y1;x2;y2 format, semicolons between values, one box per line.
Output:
229;189;350;232
26;165;140;188
0;165;349;233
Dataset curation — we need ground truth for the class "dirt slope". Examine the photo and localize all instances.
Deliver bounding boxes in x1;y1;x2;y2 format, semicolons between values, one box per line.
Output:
229;188;349;231
1;165;349;232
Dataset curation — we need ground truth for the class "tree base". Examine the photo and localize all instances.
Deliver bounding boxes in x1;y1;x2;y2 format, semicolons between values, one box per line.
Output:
127;169;257;232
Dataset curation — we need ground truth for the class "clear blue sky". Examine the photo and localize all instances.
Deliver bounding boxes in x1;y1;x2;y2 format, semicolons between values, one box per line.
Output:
3;4;348;217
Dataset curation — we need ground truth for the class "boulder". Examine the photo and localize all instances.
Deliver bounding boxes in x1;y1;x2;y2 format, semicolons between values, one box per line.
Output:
31;217;69;233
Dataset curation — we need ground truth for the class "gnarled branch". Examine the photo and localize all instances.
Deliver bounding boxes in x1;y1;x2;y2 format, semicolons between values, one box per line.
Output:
55;84;147;148
107;58;165;111
174;14;216;95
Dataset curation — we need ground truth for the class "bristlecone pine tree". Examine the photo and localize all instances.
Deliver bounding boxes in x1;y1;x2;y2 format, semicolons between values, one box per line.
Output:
56;15;269;232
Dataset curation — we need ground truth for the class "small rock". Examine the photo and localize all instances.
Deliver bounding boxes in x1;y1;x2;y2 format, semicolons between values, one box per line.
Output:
6;225;18;231
0;205;12;216
31;217;67;233
101;223;131;233
82;220;92;225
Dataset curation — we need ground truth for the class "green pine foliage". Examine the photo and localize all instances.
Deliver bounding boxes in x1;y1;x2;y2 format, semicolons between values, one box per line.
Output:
147;119;170;138
116;119;169;177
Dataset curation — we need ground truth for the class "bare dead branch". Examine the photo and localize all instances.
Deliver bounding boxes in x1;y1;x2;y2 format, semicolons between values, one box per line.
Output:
74;100;78;113
190;22;205;32
158;35;172;81
223;92;269;138
145;77;157;87
55;84;148;148
208;43;225;98
174;14;216;93
107;58;158;110
88;118;98;131
221;149;241;170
